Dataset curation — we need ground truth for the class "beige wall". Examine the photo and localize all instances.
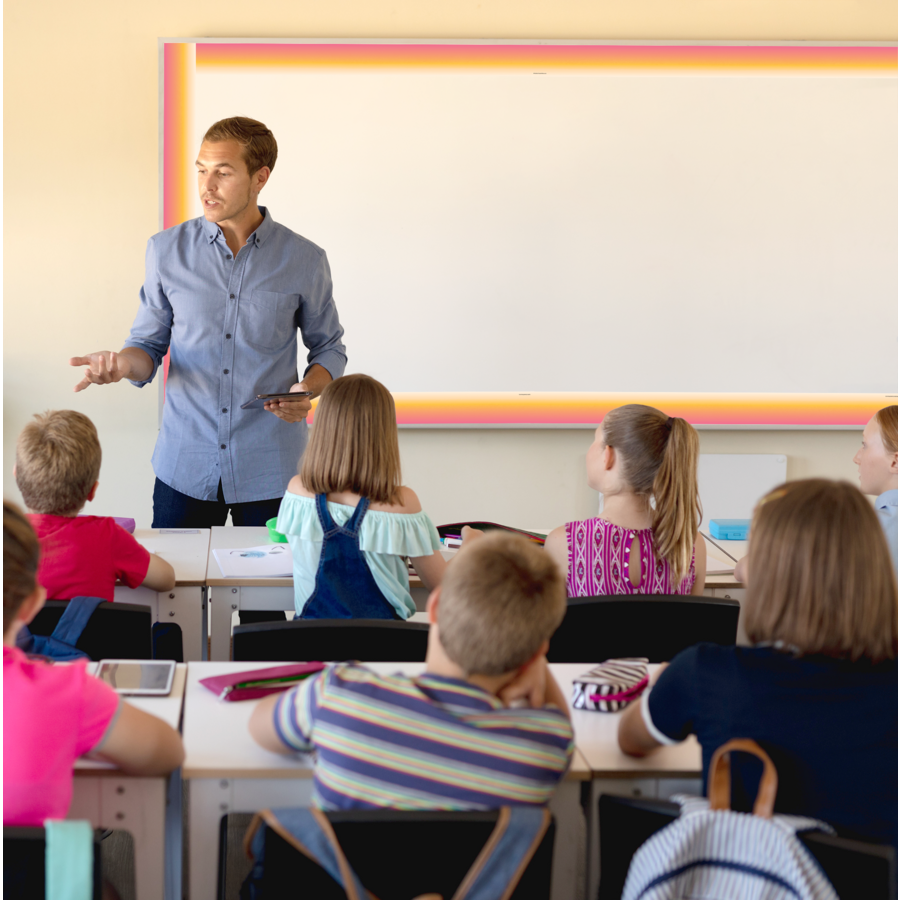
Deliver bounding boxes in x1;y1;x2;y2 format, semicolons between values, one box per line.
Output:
3;0;894;526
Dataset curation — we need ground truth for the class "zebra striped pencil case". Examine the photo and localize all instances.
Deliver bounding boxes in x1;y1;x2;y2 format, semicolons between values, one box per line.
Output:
571;658;649;712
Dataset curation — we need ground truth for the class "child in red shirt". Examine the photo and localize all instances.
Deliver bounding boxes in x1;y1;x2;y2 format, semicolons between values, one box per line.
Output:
15;410;174;601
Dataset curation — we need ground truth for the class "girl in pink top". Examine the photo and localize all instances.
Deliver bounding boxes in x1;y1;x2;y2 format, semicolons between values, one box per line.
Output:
545;405;706;596
3;501;184;827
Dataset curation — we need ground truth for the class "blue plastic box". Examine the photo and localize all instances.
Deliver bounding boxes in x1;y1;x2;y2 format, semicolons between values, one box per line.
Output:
709;519;750;540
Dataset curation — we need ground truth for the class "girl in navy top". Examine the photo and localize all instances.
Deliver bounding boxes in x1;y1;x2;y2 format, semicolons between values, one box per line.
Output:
619;479;897;845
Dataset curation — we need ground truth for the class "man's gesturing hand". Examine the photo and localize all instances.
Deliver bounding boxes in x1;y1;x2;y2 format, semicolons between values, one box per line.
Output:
70;351;130;392
264;382;313;423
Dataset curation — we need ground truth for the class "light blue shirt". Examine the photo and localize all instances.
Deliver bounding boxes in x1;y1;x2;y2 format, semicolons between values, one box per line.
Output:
875;489;898;573
125;209;347;504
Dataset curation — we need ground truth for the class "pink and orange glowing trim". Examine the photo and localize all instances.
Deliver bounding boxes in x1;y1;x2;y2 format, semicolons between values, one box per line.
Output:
304;392;894;428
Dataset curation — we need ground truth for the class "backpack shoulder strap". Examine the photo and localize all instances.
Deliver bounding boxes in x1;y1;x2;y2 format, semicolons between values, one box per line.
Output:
244;808;372;900
50;596;105;647
452;807;552;900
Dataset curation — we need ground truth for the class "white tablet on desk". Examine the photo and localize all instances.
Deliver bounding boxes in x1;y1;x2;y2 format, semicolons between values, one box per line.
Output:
95;660;176;696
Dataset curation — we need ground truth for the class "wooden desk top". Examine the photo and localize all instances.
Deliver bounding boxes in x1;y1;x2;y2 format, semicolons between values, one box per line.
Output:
76;663;187;774
183;662;593;781
551;663;701;779
132;529;211;587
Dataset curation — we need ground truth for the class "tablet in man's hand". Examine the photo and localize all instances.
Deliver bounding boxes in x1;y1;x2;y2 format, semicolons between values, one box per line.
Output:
241;391;312;410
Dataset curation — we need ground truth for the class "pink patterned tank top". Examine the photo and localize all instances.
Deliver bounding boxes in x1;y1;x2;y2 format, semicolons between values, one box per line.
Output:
565;517;696;597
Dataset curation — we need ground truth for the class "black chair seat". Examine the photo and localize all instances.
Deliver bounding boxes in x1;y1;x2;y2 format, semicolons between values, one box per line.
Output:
4;826;103;900
598;794;897;900
221;809;555;900
28;600;153;660
232;618;430;662
547;594;740;663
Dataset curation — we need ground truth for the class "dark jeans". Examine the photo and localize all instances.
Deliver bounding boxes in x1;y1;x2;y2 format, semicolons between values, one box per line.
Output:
151;478;283;529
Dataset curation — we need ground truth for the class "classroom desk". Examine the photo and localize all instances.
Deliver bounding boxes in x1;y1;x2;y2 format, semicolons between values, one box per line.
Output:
552;663;703;900
70;664;187;900
114;529;211;661
182;661;590;900
206;527;294;661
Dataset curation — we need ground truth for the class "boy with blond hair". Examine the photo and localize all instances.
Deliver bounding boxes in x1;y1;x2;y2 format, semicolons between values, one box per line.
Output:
15;410;175;601
250;531;573;809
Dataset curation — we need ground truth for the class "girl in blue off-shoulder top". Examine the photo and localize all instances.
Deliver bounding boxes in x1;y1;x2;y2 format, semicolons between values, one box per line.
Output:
276;374;446;619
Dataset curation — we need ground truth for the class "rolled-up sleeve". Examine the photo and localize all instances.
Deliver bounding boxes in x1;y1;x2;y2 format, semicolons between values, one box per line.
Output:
298;251;347;380
124;237;174;387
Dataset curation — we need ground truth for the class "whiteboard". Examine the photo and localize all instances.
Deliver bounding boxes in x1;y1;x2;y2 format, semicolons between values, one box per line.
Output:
698;453;787;524
164;40;898;403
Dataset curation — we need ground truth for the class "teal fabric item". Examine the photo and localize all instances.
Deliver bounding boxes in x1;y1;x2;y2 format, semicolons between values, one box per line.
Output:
276;492;442;618
44;819;93;900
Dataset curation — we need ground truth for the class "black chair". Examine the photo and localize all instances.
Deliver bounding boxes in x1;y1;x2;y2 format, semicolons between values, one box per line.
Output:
547;595;740;663
232;618;430;662
219;810;555;900
28;600;153;660
597;794;897;900
4;826;103;900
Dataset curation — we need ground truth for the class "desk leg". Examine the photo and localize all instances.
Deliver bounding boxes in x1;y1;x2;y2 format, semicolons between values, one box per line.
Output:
587;778;658;900
188;777;314;900
209;586;240;661
548;780;586;900
158;587;206;662
71;776;167;900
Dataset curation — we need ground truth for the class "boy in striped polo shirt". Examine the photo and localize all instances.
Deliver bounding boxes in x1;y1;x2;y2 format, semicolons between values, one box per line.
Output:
249;532;574;810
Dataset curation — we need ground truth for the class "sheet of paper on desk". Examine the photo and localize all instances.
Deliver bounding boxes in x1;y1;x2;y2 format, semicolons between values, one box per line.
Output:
213;545;293;577
705;559;736;576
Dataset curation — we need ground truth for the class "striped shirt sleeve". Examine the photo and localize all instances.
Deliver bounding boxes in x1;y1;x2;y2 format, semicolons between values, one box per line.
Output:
273;670;326;752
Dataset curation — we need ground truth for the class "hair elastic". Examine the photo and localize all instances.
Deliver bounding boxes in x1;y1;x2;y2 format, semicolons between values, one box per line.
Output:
665;417;674;430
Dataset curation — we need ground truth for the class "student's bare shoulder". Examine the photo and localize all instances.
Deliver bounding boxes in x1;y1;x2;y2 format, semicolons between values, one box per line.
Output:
369;486;423;515
286;476;314;498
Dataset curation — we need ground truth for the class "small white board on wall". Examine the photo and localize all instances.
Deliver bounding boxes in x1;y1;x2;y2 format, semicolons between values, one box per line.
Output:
698;454;787;526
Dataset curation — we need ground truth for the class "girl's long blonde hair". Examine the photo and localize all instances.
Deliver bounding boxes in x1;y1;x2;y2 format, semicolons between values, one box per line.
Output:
602;404;701;583
300;374;403;505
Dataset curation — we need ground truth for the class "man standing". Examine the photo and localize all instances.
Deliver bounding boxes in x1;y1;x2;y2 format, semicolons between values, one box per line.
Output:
70;117;346;527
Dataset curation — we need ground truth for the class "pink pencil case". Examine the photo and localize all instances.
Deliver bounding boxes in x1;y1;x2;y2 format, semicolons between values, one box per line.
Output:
200;663;326;702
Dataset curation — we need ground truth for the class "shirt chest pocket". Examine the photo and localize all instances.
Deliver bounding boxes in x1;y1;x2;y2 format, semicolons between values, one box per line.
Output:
240;290;300;352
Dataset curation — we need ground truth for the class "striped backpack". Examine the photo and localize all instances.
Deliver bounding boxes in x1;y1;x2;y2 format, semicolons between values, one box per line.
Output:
622;739;838;900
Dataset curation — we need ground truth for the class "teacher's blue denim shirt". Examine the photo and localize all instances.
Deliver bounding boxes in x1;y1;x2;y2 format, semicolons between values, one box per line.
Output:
125;208;347;504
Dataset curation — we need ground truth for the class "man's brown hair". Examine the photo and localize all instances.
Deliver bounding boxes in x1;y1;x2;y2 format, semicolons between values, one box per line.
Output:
437;532;567;676
4;501;40;634
300;374;402;505
202;117;277;174
744;479;897;662
15;410;102;515
875;405;898;455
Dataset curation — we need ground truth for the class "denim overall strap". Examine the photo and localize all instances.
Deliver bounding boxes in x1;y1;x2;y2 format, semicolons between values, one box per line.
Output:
343;496;370;537
314;492;341;537
302;496;399;620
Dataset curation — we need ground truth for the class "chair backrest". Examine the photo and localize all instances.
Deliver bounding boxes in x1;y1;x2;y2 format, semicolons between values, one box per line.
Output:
223;809;555;900
28;600;153;660
598;794;897;900
4;826;102;900
547;594;740;663
232;618;431;662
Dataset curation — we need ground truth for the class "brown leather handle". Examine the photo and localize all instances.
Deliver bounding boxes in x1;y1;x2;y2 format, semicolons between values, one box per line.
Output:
707;738;778;819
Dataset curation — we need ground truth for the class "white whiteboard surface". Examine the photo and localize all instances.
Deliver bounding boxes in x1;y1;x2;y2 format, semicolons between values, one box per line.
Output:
698;453;787;525
181;42;897;395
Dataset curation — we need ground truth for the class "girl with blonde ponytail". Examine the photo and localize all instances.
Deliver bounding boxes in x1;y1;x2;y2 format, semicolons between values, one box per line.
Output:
545;405;706;596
